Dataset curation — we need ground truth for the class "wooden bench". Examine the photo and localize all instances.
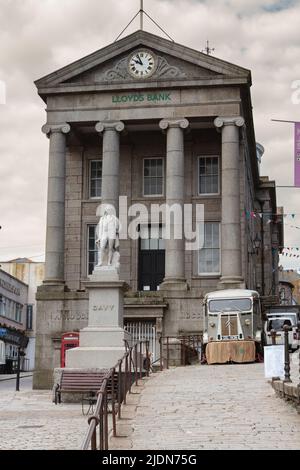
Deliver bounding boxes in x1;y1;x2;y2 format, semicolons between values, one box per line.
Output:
54;370;117;409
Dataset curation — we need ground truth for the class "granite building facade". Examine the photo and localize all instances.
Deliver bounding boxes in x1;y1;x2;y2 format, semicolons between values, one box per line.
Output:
33;31;283;388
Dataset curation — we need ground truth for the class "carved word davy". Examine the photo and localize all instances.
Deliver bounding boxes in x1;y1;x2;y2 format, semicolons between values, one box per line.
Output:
92;305;115;312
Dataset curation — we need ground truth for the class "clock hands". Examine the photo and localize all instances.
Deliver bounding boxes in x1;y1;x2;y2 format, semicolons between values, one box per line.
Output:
136;54;143;66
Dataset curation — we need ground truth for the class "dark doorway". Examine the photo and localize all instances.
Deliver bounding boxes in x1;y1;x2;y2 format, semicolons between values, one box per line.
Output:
138;225;165;291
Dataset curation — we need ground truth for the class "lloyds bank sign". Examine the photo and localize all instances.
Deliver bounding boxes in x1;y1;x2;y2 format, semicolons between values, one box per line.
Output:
112;92;171;104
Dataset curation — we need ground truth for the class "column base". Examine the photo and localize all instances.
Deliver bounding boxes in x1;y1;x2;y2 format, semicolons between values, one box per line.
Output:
37;283;66;294
218;276;245;290
160;278;188;291
43;279;65;286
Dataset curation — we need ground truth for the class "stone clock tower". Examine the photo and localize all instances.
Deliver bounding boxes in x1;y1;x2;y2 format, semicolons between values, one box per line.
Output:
33;30;282;388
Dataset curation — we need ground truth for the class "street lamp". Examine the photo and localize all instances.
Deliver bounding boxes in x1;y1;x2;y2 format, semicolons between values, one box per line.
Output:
253;233;261;254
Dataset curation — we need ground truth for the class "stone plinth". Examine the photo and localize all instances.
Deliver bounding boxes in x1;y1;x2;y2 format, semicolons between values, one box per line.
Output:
66;266;130;369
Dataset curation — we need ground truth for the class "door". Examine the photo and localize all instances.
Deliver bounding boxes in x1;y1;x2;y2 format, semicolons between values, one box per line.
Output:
138;225;165;291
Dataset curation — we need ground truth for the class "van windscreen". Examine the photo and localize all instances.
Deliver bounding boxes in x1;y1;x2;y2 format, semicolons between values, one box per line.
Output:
209;298;251;312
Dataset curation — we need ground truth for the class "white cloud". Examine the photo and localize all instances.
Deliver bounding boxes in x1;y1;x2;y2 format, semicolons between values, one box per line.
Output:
0;0;299;270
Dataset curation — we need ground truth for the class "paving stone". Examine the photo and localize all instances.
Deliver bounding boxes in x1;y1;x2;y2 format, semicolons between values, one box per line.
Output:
0;389;88;450
111;358;300;450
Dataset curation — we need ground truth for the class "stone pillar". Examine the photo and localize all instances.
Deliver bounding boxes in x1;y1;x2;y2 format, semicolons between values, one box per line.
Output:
214;116;245;287
95;121;124;214
42;123;70;284
159;118;189;290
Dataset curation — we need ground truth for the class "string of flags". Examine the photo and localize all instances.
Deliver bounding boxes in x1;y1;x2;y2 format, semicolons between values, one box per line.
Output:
281;269;299;273
280;253;300;258
241;211;299;225
280;247;300;258
241;211;279;224
282;247;300;251
241;211;297;218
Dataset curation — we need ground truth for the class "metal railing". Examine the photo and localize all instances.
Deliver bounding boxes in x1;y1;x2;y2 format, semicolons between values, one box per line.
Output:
159;335;203;370
81;340;150;450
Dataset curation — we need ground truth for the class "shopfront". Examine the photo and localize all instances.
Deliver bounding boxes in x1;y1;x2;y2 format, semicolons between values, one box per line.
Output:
0;269;29;373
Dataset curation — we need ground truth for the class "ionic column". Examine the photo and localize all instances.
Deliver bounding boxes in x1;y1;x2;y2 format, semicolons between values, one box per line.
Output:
95;121;124;214
214;116;245;286
159;118;189;288
42;123;70;284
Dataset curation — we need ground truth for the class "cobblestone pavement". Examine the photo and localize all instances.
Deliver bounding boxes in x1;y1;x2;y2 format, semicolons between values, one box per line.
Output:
0;385;88;450
111;359;300;450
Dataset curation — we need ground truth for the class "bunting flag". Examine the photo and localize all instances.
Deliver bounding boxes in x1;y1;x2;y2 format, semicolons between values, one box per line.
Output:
281;246;300;251
241;210;299;219
280;252;300;258
295;122;300;187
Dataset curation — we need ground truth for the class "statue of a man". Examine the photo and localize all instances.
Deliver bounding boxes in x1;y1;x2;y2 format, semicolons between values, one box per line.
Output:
95;206;120;267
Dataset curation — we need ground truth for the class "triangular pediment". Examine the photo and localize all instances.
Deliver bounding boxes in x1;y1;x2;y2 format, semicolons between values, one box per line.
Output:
63;49;219;85
35;30;250;91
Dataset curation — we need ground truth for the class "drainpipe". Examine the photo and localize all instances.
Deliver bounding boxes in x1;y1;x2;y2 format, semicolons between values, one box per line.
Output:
259;200;265;296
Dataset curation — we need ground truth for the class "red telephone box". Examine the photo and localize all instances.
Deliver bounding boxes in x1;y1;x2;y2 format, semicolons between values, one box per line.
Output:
61;332;79;368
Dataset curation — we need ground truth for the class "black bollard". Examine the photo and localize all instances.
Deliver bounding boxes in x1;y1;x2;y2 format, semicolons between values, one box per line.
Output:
283;324;292;383
16;347;21;392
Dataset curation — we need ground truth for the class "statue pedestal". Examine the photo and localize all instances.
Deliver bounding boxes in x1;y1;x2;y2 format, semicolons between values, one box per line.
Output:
66;266;130;369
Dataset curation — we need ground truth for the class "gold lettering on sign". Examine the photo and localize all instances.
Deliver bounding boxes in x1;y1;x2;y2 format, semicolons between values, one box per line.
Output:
92;305;115;312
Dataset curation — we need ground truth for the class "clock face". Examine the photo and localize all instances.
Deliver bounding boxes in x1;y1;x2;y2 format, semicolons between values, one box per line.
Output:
128;50;156;79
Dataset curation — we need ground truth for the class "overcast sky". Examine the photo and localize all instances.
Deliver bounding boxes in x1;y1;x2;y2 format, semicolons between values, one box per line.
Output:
0;0;299;270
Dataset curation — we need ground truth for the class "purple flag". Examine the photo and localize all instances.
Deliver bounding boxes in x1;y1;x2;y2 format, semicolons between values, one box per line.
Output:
295;122;300;187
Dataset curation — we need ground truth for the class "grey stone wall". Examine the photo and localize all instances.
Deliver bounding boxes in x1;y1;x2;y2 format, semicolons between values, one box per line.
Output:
33;287;88;389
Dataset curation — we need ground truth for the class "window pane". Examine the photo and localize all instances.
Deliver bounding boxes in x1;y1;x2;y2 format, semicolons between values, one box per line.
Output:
199;248;207;273
212;249;220;272
199;175;206;194
141;239;150;250
88;225;97;274
212;158;218;173
140;225;165;251
158;239;165;250
211;176;218;193
156;160;163;176
150;225;160;239
149;239;158;250
212;223;220;248
156;177;163;195
205;223;213;248
206;176;213;193
90;160;102;198
199;223;220;274
144;177;151;195
143;159;164;195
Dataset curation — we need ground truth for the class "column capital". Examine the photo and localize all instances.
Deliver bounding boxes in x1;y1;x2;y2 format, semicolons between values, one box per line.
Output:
159;118;189;131
42;123;71;136
95;121;125;133
214;116;245;129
